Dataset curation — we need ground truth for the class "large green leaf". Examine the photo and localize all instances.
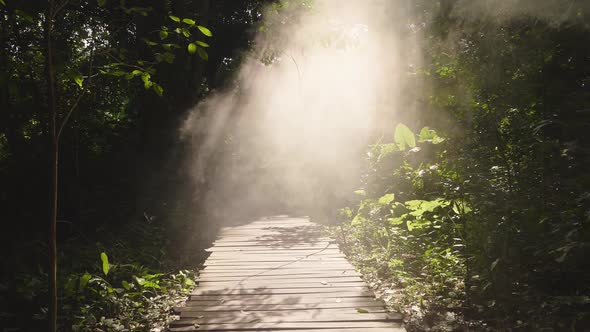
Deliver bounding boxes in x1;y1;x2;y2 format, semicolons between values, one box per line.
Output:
73;75;84;88
197;25;212;37
187;43;197;54
196;47;209;61
388;216;405;225
79;272;92;289
100;252;109;276
394;123;416;150
407;219;431;231
152;83;164;96
378;193;395;205
182;18;196;25
418;127;445;144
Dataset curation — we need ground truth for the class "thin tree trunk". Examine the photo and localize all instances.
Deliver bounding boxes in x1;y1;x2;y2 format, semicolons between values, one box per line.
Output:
45;1;58;331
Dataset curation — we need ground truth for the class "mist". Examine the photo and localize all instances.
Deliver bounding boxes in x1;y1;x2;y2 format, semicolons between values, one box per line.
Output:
179;0;585;224
180;0;419;222
452;0;590;26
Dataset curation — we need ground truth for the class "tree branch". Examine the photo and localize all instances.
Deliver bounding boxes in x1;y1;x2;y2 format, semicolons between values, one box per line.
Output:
57;34;96;140
57;91;84;140
52;0;69;20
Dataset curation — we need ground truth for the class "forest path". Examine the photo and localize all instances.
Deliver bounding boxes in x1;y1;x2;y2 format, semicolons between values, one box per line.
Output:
170;216;405;332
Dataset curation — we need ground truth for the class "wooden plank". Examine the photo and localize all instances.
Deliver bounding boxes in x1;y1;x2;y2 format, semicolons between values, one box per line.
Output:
176;303;391;312
199;270;360;277
209;243;333;247
207;251;343;256
171;329;404;332
196;282;366;291
181;297;384;306
198;276;363;283
200;269;357;274
203;262;353;267
176;297;385;312
208;243;337;248
189;292;376;301
205;246;340;251
170;321;403;329
204;259;347;264
175;311;401;322
191;286;373;296
202;264;354;269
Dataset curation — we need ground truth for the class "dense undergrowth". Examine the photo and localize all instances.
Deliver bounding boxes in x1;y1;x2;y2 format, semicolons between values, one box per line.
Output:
328;7;590;331
334;121;590;331
2;216;201;331
332;125;469;331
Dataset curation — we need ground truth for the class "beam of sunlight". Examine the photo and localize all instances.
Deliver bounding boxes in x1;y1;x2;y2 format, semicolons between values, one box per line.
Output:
181;0;416;220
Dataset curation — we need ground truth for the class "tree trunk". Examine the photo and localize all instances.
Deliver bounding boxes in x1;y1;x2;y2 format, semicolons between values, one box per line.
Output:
45;1;58;331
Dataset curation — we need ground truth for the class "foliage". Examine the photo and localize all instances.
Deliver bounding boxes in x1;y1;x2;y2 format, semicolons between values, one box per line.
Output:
337;124;467;330
335;4;590;330
9;251;196;331
60;252;196;331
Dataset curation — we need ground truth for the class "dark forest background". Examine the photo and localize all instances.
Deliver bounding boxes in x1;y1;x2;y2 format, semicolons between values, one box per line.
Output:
1;0;589;331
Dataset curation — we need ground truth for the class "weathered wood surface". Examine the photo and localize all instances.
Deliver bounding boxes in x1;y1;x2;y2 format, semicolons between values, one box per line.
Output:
172;216;404;331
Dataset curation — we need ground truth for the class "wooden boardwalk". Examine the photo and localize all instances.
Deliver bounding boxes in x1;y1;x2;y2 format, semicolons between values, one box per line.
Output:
171;216;405;332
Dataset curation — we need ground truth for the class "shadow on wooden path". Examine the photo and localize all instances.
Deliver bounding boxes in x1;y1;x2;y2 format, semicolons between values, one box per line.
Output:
171;216;405;332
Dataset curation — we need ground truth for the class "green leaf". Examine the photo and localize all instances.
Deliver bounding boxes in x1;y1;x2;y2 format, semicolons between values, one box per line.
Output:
79;272;92;289
0;0;6;6
351;214;365;226
139;280;161;289
394;123;416;150
141;73;152;89
97;0;106;6
100;252;109;276
152;83;163;96
196;47;208;61
407;219;431;231
378;193;395;205
388;217;405;225
377;143;400;162
15;10;34;23
356;308;369;313
197;25;212;37
159;30;168;40
195;41;210;48
353;189;366;197
74;76;84;88
156;52;175;64
184;278;195;286
182;18;196;25
169;15;180;22
187;43;197;54
490;258;500;271
418;127;445;144
182;28;191;38
121;280;131;290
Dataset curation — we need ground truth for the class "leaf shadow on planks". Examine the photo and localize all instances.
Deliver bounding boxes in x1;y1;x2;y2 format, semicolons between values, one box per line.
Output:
254;224;326;248
218;223;327;249
172;285;400;331
173;286;319;327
